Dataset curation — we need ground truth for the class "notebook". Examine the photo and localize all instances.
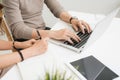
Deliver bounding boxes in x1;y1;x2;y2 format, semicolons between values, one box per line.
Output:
49;7;120;53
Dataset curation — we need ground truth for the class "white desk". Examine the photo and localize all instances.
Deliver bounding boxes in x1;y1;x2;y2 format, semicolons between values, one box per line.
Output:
1;11;120;80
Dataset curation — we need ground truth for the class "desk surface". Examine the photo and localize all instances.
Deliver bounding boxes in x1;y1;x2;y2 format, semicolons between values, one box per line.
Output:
1;11;120;80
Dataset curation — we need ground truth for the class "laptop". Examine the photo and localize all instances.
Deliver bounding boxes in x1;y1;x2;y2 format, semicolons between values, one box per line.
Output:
49;8;120;53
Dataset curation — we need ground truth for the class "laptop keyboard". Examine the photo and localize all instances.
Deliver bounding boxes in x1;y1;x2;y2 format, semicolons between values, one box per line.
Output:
64;31;92;49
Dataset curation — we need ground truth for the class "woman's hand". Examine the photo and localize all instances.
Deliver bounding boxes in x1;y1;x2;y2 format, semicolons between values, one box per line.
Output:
15;39;36;49
21;38;48;59
49;29;81;44
71;18;92;33
31;38;48;55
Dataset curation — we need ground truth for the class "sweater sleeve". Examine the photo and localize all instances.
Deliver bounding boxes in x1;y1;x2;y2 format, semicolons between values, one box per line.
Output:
44;0;65;18
11;22;34;39
3;0;34;39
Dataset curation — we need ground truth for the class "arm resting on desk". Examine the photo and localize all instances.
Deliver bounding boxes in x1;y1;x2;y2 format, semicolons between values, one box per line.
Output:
0;39;48;69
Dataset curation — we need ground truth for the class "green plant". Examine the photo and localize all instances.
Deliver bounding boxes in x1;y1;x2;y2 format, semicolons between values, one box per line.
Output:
44;70;74;80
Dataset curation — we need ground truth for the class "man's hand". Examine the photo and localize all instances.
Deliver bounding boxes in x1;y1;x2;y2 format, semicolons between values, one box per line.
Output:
59;11;92;33
71;18;92;33
49;29;81;44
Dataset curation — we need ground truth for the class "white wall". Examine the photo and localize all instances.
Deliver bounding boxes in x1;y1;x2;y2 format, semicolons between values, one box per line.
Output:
42;0;120;27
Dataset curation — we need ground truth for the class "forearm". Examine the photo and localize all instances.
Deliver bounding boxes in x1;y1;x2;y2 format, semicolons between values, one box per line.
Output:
32;29;52;39
0;49;33;69
0;39;47;69
59;11;72;23
0;52;21;69
0;40;28;50
0;40;13;50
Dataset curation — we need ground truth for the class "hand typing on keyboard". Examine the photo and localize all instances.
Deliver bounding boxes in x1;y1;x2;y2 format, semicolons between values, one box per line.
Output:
49;28;91;45
64;30;92;48
49;28;81;44
70;17;92;34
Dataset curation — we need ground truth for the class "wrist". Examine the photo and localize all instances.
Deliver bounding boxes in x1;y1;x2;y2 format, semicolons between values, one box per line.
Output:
17;50;24;62
12;41;20;49
47;30;56;39
32;29;50;39
69;17;78;24
21;49;30;60
21;47;36;59
40;30;50;38
36;29;41;40
14;42;23;49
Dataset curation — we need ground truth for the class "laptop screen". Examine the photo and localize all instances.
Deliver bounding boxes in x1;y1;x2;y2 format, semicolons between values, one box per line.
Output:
70;56;119;80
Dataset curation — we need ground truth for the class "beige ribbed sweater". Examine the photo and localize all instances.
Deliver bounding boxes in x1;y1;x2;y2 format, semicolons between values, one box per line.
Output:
3;0;65;39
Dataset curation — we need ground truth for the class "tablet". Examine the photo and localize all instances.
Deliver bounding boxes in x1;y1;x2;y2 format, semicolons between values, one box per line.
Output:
66;56;119;80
